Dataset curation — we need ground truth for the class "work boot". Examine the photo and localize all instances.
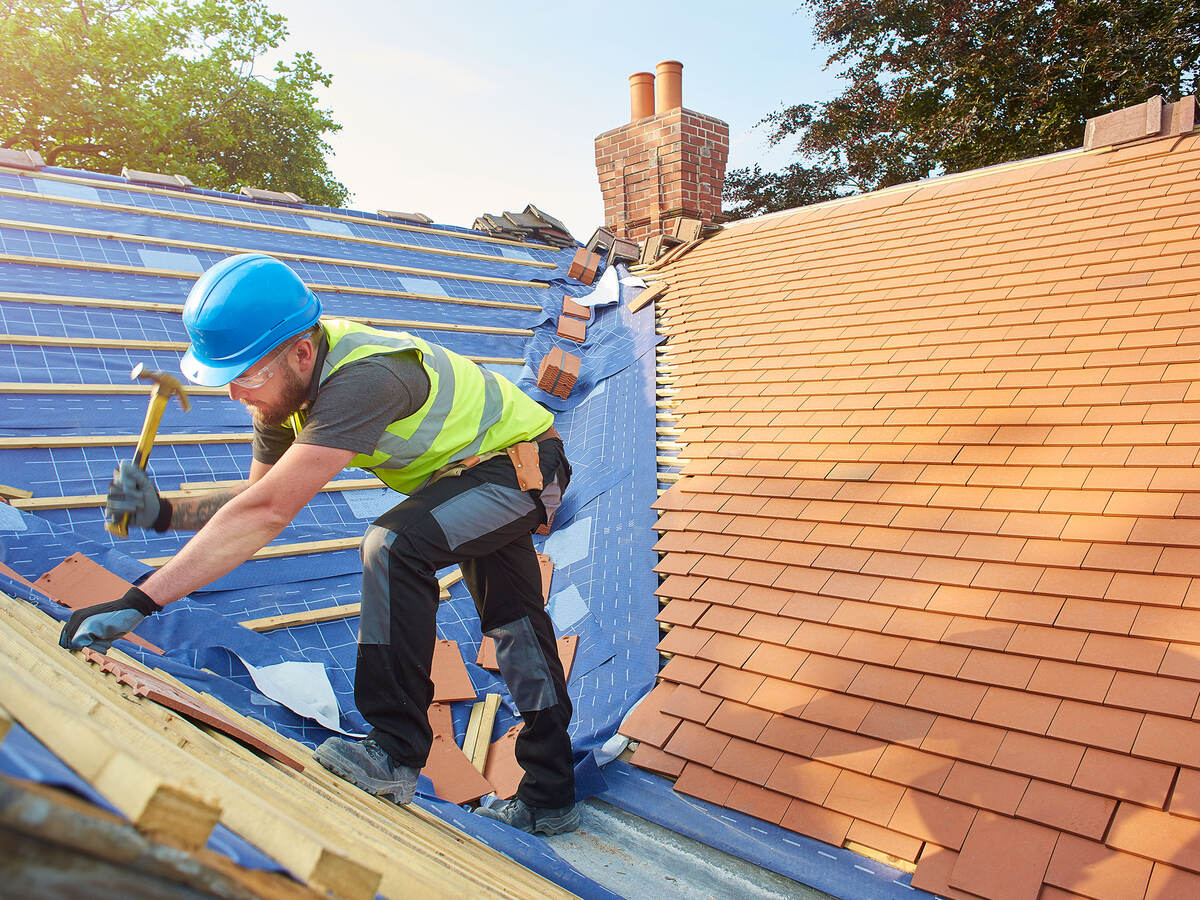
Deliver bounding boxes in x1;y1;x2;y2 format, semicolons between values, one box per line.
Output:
313;736;418;805
475;797;580;834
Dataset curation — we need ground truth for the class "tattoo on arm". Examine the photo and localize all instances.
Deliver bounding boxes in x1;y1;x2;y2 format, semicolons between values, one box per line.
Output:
169;487;246;531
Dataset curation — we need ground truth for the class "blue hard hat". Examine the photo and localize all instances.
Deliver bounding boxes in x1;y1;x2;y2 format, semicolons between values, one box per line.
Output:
180;254;322;386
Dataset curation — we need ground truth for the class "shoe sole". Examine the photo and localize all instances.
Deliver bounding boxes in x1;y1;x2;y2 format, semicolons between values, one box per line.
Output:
476;806;581;835
531;810;581;835
313;749;414;805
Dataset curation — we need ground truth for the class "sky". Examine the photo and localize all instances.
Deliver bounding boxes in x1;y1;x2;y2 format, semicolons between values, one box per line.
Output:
261;1;844;238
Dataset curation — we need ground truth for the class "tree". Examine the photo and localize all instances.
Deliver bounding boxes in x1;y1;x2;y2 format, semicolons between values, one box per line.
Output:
725;0;1200;218
0;0;348;206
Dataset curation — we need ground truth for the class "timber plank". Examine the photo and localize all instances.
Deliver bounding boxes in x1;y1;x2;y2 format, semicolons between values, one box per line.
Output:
465;693;502;773
12;478;381;511
240;571;462;631
0;432;251;449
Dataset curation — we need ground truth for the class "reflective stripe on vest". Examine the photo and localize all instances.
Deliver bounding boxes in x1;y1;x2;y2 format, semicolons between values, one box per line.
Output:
305;319;553;493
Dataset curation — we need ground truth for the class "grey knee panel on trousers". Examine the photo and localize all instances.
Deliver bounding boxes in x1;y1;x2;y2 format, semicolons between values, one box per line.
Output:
359;523;398;645
487;616;558;711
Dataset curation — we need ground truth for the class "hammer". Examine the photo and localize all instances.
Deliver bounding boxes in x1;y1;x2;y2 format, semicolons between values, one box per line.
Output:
105;364;190;538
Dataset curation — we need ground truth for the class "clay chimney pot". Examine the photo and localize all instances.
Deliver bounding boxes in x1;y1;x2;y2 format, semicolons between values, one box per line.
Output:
629;72;655;122
656;60;683;113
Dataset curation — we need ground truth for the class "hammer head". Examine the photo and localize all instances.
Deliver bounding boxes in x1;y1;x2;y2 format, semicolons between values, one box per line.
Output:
131;363;191;412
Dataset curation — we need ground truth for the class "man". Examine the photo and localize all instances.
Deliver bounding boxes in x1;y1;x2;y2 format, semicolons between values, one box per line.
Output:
60;253;579;835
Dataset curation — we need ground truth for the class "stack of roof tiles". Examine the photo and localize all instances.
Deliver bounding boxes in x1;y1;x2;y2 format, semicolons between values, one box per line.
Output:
537;346;580;399
626;121;1200;898
472;204;575;247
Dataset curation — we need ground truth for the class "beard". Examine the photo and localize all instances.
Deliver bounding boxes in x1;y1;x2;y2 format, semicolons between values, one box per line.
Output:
243;366;309;428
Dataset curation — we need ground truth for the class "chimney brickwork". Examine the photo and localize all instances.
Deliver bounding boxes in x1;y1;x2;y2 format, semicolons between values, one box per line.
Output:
594;62;729;245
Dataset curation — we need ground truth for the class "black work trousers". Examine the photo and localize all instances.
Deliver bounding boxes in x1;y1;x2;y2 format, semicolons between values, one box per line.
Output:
354;438;575;809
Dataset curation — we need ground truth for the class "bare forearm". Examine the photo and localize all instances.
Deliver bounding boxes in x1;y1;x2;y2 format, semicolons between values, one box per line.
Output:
168;486;248;530
136;445;354;608
140;497;288;606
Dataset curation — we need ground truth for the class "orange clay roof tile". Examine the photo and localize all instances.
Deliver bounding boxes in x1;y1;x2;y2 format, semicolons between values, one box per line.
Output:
712;737;787;787
1105;670;1200;718
823;769;906;825
742;642;808;680
726;781;793;826
973;686;1061;734
673;762;738;807
700;665;765;704
810;729;888;775
1131;715;1200;769
1071;745;1175;808
889;789;978;851
663;719;730;768
847;819;926;862
629;742;687;778
872;742;954;793
858;702;936;748
949;812;1059;900
779;798;853;847
990;731;1084;785
1016;779;1116;839
1045;834;1154;900
765;754;840;805
707;699;773;742
657;655;717;687
1106;803;1200;875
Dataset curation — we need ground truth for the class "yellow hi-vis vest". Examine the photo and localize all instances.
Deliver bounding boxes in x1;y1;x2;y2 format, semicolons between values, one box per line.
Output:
291;319;553;494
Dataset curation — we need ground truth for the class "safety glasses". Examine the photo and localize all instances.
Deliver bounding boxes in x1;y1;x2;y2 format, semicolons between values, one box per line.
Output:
230;340;296;389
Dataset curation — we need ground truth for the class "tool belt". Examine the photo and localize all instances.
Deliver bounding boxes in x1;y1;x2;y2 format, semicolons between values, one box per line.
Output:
427;426;560;491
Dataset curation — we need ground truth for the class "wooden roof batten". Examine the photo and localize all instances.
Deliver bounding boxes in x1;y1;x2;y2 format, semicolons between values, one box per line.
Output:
623;96;1200;900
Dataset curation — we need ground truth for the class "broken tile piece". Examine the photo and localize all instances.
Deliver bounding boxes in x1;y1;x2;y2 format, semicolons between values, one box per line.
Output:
482;724;523;799
421;732;494;804
431;639;476;702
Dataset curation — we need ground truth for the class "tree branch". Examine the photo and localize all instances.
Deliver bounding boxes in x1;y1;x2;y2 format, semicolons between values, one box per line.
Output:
45;142;119;165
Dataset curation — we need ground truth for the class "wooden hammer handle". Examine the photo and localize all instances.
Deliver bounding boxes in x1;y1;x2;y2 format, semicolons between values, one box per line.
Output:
105;388;171;537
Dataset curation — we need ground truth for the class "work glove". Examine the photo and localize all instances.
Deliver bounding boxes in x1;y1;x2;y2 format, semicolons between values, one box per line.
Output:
106;461;172;532
59;586;160;653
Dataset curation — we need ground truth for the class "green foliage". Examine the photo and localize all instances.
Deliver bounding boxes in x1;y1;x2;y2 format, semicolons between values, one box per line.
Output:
725;0;1200;218
0;0;348;206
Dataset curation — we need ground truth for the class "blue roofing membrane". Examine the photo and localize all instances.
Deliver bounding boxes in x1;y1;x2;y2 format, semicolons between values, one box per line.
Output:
0;166;925;900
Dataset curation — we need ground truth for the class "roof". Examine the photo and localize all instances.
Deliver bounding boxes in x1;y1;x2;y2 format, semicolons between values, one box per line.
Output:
627;126;1200;898
0;162;662;898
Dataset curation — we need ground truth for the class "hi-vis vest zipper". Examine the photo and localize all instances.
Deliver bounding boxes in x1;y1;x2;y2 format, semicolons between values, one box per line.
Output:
288;319;553;494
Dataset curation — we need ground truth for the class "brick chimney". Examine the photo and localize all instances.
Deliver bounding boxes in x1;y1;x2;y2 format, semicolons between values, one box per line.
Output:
594;61;730;245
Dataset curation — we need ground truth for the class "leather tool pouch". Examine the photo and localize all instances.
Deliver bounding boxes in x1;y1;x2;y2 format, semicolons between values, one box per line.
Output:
505;441;544;492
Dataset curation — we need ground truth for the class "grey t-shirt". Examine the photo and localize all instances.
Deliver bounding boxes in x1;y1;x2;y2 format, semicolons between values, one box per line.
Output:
252;349;431;465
